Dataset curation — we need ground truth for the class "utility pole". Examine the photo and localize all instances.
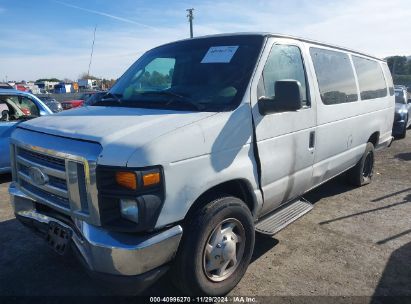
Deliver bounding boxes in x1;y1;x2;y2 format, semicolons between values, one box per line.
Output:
87;25;97;78
186;8;194;38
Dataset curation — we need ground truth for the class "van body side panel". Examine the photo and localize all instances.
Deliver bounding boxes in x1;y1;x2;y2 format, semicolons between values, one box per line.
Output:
250;38;317;215
306;45;394;188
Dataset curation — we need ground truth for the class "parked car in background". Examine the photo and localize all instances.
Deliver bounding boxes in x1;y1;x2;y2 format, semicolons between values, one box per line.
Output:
61;91;100;110
393;88;411;138
394;85;407;90
15;85;29;92
0;89;52;173
0;83;13;89
39;89;50;94
38;96;63;113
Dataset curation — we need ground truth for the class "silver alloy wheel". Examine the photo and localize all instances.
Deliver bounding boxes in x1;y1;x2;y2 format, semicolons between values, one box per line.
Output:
202;218;246;282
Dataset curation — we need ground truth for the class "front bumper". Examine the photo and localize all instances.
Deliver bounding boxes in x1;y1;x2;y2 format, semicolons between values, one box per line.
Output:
10;182;183;279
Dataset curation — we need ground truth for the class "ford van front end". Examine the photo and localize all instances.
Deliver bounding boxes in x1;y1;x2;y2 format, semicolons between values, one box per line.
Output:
9;126;183;289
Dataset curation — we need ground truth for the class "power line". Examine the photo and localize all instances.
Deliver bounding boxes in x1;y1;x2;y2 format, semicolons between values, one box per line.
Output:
186;8;194;38
87;25;97;78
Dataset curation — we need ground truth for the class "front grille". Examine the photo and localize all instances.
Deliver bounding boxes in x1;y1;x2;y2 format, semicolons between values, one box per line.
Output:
18;164;68;191
16;147;69;211
14;145;91;216
18;148;65;170
21;180;70;208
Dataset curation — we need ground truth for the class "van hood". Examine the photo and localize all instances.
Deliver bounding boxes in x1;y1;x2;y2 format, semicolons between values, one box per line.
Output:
18;106;216;165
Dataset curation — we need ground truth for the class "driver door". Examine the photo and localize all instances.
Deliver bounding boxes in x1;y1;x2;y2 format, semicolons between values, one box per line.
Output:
250;38;317;215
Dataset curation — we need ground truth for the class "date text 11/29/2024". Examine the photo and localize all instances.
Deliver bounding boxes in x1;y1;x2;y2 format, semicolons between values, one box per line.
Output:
149;296;257;303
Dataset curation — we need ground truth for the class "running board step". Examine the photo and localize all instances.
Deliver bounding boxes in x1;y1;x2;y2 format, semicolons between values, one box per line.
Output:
255;198;313;235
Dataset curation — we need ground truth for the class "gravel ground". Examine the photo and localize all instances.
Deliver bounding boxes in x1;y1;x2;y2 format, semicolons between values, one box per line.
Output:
0;133;410;298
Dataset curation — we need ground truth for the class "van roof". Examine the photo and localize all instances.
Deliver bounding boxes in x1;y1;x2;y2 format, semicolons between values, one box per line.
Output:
164;32;385;62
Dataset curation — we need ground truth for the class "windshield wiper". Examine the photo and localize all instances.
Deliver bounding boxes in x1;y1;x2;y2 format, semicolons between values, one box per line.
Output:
137;91;203;111
93;92;123;106
163;99;206;111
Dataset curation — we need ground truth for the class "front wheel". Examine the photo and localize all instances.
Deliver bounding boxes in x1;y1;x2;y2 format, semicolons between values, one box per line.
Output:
347;142;375;186
172;196;255;296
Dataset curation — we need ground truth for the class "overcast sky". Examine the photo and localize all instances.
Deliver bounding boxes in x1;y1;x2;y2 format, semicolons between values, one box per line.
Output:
0;0;410;81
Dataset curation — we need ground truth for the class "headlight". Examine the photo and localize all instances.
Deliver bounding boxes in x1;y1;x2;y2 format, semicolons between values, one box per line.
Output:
120;199;139;223
96;166;164;232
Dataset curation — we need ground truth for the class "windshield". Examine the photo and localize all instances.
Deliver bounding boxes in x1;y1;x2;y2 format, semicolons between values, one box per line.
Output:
104;35;264;111
395;90;406;104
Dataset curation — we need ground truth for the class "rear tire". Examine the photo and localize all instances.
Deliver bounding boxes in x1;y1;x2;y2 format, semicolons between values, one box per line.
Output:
399;116;408;138
347;142;375;186
172;196;255;296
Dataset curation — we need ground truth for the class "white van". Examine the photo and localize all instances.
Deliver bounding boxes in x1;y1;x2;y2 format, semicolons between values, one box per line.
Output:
9;33;394;295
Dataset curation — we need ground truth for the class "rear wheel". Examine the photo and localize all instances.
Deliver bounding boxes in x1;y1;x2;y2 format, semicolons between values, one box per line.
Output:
172;196;255;296
347;142;375;186
399;116;408;138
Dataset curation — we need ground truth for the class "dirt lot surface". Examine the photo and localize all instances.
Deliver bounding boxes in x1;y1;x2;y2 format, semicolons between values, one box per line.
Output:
0;134;410;298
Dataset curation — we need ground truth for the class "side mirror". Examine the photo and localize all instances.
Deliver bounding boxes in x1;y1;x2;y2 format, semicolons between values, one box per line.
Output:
258;80;303;115
39;110;47;116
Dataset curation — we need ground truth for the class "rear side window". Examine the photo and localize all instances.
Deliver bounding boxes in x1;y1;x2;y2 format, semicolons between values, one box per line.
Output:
310;47;358;105
352;56;387;100
381;63;395;96
259;44;309;106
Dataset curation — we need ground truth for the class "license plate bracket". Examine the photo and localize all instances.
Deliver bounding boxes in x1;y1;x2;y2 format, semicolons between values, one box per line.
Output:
46;221;72;255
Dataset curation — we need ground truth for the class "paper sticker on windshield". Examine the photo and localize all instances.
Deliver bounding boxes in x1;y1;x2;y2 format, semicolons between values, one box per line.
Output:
395;91;400;96
201;46;239;63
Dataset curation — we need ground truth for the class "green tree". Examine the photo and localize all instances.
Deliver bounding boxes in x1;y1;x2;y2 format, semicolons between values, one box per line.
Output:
35;78;61;83
405;60;411;75
78;72;100;80
386;56;407;75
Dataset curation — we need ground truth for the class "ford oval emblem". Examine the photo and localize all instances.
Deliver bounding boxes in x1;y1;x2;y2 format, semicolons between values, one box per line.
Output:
28;167;49;186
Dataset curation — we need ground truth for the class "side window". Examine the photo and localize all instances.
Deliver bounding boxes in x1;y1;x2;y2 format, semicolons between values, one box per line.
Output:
381;63;395;96
135;58;175;91
310;47;358;105
18;96;40;117
259;44;309;106
352;56;387;100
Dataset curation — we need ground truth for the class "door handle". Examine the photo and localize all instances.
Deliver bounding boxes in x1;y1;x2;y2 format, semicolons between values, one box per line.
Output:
309;131;315;150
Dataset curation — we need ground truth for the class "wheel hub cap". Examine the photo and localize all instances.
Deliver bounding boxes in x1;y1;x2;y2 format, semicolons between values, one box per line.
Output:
203;218;246;282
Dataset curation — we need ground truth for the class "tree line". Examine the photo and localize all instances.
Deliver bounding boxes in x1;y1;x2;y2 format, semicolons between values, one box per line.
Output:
386;56;411;86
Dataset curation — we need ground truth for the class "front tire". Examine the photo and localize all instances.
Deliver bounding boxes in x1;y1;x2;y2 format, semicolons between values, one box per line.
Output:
347;142;375;186
172;196;255;296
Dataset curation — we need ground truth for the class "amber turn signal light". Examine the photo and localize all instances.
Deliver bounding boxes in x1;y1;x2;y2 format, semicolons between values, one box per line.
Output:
115;171;137;190
143;172;161;186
